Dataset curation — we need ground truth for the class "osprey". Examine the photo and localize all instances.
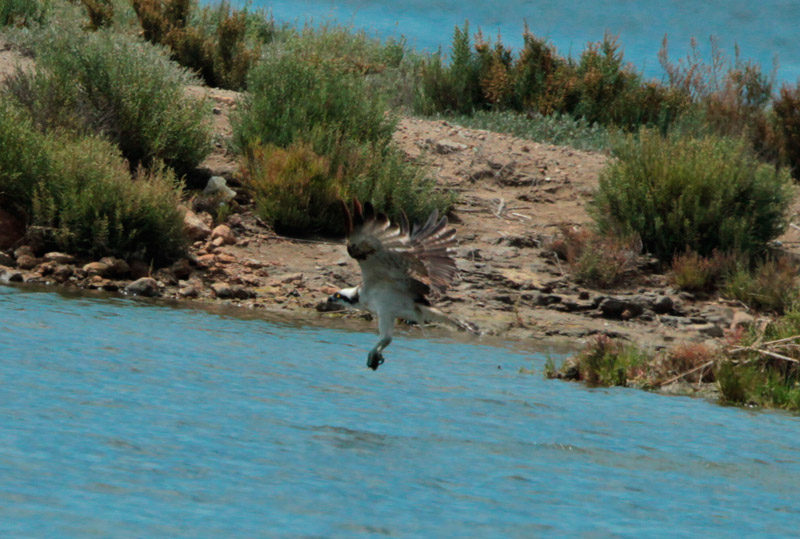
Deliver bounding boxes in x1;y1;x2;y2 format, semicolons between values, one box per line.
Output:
328;199;474;370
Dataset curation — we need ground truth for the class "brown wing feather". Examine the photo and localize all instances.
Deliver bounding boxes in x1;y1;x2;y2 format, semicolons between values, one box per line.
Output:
342;198;458;297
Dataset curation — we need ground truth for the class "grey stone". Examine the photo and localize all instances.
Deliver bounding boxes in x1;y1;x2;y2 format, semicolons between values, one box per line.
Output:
599;297;644;319
44;252;75;264
203;176;236;201
124;277;160;297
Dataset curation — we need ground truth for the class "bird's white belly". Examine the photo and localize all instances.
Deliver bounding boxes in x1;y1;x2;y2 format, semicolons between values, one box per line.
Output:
361;282;419;320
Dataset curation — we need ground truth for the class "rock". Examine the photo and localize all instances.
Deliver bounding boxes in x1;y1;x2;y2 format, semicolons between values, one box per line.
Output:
599;297;644;319
129;260;151;279
183;209;212;241
693;323;724;338
216;253;236;264
211;236;226;247
730;311;755;332
83;261;110;277
281;272;303;284
0;265;23;283
232;286;256;300
44;252;75;264
0;252;13;266
432;139;468;154
124;277;160;297
14;245;34;259
660;315;690;327
534;293;562;306
211;282;233;298
171;258;192;279
52;264;74;282
178;285;199;298
36;261;57;276
211;224;236;245
87;276;118;291
0;209;24;250
196;254;216;269
99;257;130;277
652;295;674;315
153;268;177;286
203;176;236;201
16;254;37;270
226;213;244;229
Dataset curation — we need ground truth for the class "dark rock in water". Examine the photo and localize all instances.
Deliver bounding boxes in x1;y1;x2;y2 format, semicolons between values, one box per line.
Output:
0;265;23;283
599;297;644;319
125;277;160;297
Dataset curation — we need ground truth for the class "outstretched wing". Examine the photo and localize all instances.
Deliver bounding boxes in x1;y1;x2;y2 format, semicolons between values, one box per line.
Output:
341;199;458;298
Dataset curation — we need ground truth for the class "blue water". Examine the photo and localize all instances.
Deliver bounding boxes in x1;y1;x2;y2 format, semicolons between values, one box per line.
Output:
3;284;800;537
242;0;800;84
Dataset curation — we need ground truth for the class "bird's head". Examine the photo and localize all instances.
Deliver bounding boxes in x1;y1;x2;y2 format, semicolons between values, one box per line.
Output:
327;286;361;309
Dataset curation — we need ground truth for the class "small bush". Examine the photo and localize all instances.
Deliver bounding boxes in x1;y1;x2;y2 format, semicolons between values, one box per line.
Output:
591;129;792;262
551;335;651;387
131;0;261;90
0;100;186;263
722;257;799;314
670;249;739;291
549;226;639;289
5;28;211;175
774;82;800;180
657;343;716;383
1;0;47;27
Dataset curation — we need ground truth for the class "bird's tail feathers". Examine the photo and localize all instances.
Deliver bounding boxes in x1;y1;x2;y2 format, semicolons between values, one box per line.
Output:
419;306;480;335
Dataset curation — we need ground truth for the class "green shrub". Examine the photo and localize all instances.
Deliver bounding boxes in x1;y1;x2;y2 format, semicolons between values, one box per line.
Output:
5;28;211;175
549;335;651;387
591;129;792;262
548;226;639;289
722;257;799;314
1;0;48;27
774;82;800;180
233;52;394;151
131;0;261;90
0;100;186;263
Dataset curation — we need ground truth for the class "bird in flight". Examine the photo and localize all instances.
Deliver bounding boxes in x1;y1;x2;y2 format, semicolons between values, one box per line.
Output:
327;199;475;370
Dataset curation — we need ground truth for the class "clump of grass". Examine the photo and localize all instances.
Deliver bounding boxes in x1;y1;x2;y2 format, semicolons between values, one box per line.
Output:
0;99;186;263
4;27;211;176
442;110;613;151
546;335;652;387
591;129;792;263
722;256;799;314
548;226;640;289
656;343;717;384
670;249;740;292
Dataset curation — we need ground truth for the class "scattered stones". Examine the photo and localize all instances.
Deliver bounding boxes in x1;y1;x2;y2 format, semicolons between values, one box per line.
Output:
83;261;110;277
44;252;75;265
211;224;236;245
183;209;212;241
124;277;160;297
